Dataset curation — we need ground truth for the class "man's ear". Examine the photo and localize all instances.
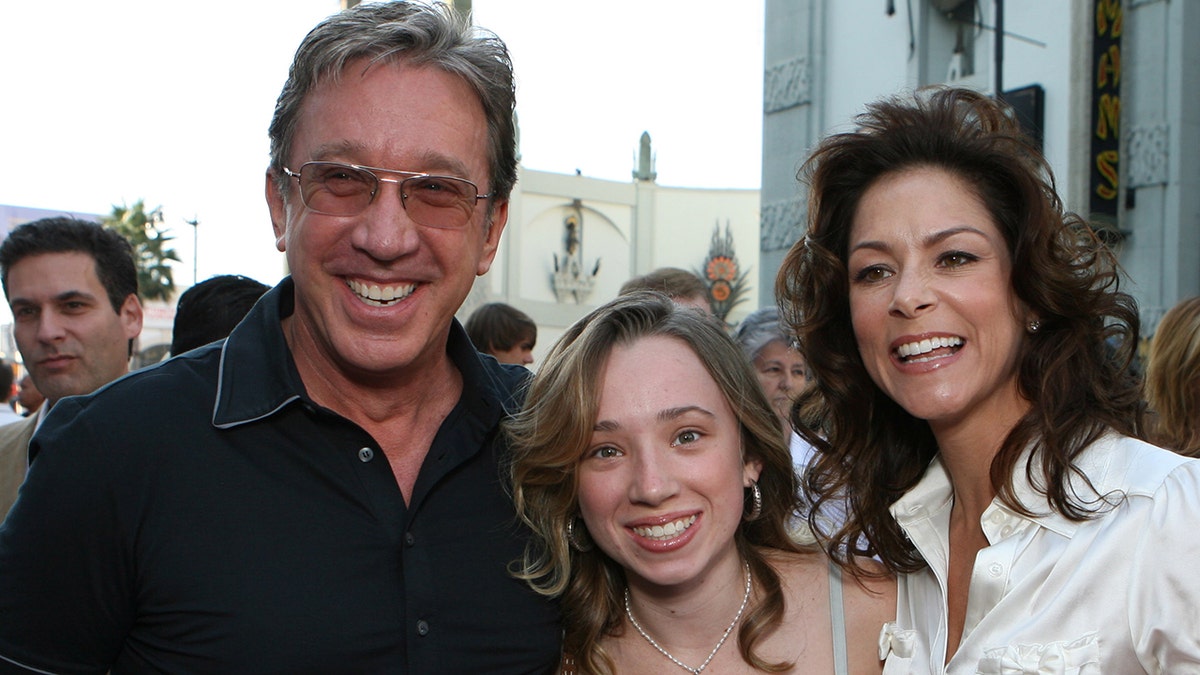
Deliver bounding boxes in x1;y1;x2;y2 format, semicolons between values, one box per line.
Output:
120;294;143;341
476;198;509;276
266;169;289;252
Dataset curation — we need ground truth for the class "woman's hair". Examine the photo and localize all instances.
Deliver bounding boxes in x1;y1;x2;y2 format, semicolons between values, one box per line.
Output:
776;86;1143;574
507;292;804;675
1146;297;1200;456
465;302;537;355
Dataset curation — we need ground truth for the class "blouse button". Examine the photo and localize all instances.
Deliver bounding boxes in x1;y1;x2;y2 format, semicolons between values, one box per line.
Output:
358;447;374;462
988;562;1004;577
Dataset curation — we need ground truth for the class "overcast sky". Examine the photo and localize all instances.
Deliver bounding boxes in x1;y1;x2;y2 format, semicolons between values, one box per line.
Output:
0;1;764;289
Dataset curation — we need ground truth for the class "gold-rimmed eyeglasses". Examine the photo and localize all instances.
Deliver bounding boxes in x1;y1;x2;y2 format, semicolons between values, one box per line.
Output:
282;161;492;229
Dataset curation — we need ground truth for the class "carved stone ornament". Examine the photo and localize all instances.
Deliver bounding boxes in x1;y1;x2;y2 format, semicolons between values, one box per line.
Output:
764;56;811;114
551;200;600;304
1126;123;1169;188
760;198;807;252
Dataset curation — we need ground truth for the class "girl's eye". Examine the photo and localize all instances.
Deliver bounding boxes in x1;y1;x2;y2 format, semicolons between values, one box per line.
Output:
672;430;701;446
588;445;621;460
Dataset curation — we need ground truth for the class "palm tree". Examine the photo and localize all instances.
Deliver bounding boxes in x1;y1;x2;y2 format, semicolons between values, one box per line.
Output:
102;201;180;302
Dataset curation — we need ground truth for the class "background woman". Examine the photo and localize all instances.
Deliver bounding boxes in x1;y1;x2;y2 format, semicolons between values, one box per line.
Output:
1145;296;1200;456
509;293;893;674
777;87;1200;672
732;306;831;534
732;306;811;434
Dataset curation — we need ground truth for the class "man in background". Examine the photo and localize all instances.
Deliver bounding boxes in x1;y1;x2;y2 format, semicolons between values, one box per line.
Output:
14;373;43;416
170;274;269;355
0;216;143;521
0;3;558;672
465;301;537;366
0;361;21;427
619;266;713;315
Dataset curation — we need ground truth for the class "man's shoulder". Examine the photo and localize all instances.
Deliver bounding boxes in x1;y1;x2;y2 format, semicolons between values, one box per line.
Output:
448;324;531;413
49;349;224;431
474;357;532;412
0;415;37;518
0;415;36;449
0;416;34;471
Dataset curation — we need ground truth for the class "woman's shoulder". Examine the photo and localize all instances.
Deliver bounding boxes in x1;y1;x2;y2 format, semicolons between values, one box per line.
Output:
838;556;896;618
761;546;827;583
762;548;895;608
1077;431;1200;497
762;548;895;674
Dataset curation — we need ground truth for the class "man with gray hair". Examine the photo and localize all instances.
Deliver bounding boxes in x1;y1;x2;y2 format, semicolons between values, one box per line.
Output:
0;3;559;672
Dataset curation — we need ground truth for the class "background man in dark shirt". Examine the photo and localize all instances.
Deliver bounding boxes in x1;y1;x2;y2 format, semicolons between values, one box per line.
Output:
0;2;560;672
169;273;269;355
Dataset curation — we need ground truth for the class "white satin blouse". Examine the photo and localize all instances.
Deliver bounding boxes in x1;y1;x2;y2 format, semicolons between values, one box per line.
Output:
880;433;1200;674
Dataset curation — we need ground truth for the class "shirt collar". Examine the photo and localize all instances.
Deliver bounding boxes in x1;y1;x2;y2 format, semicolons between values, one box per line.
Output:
1002;433;1143;537
890;454;954;526
889;445;1082;540
211;277;526;430
212;277;305;428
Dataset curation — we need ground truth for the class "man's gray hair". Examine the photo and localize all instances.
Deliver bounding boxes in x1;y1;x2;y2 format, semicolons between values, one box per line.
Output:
267;1;518;203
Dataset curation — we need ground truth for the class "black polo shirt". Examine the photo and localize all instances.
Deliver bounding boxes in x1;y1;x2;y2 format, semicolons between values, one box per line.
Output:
0;278;560;674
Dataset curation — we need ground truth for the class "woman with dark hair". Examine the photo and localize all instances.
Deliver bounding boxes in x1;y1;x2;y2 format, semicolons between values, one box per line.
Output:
509;292;893;674
777;87;1200;672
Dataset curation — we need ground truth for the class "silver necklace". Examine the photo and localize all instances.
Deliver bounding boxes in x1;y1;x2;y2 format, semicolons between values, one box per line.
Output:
623;561;752;675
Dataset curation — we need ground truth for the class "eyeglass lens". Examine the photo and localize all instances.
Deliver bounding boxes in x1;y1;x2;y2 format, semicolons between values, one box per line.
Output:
297;162;480;228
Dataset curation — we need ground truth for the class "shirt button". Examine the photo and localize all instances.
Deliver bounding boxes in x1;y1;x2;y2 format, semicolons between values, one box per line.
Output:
405;532;415;547
1000;525;1014;537
988;511;1005;524
988;562;1004;577
358;447;374;462
416;619;430;636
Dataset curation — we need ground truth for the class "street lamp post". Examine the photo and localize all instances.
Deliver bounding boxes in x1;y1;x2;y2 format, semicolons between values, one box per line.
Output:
185;217;199;285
